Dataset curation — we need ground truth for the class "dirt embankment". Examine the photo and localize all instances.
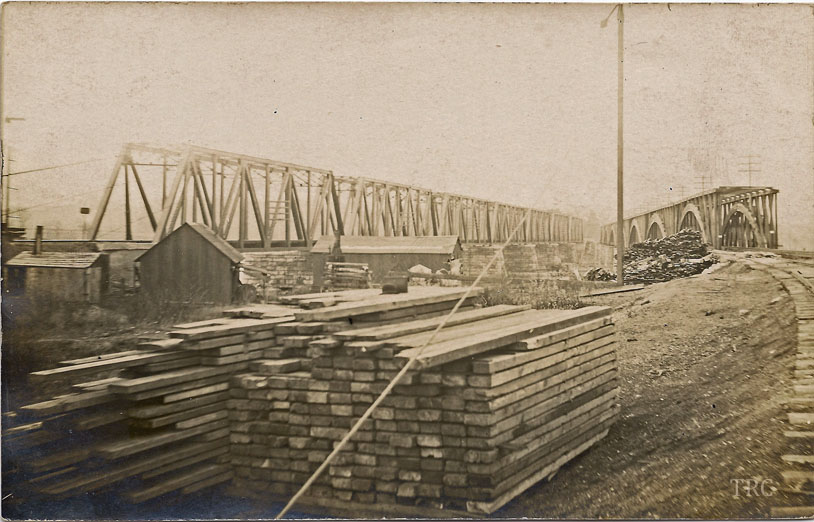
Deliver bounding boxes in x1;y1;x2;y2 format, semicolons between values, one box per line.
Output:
499;261;798;519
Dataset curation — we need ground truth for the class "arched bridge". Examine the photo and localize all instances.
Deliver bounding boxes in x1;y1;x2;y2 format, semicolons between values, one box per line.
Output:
90;143;583;246
600;186;779;249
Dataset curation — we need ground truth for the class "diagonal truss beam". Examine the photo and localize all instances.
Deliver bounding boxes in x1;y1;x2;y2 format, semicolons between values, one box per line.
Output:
91;143;584;245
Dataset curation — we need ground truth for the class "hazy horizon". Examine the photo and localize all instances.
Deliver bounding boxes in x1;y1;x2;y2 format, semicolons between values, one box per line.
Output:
2;3;812;248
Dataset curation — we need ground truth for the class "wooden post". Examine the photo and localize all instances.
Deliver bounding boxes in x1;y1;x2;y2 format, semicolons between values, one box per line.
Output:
285;174;291;247
124;163;132;240
615;3;625;286
264;166;271;248
239;163;247;249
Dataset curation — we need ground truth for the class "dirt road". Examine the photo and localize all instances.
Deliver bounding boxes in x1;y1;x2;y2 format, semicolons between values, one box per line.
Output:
499;261;799;519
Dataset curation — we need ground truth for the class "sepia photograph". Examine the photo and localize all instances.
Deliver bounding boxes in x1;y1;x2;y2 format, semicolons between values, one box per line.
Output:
1;2;813;519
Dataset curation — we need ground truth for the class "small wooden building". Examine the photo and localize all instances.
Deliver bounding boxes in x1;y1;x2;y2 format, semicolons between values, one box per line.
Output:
4;252;109;304
311;235;462;283
136;223;244;304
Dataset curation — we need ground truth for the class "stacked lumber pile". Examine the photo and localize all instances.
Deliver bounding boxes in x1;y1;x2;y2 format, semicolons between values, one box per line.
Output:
3;308;295;506
324;262;371;290
228;292;619;515
5;286;618;516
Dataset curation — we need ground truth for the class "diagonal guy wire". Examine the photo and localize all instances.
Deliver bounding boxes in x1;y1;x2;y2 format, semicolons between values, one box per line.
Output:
275;208;533;519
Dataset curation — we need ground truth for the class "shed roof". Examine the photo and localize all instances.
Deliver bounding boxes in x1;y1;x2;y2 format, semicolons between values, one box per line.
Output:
311;235;461;255
137;223;244;264
6;251;103;269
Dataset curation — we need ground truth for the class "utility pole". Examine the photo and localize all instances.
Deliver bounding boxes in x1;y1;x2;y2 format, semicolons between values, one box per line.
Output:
2;147;10;224
602;4;625;286
738;154;761;186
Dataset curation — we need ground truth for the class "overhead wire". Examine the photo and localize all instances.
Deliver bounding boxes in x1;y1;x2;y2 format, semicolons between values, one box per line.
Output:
274;164;565;519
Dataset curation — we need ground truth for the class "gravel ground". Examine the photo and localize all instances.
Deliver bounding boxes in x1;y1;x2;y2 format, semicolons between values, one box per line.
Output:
2;260;800;519
498;261;798;519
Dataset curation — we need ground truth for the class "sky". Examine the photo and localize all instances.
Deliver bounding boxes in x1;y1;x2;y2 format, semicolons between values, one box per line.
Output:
2;3;813;248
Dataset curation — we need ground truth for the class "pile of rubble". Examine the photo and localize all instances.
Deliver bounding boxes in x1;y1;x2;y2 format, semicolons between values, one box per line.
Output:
587;229;718;284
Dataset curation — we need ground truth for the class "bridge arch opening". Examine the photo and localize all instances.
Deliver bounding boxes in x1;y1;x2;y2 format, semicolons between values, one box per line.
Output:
629;224;640;246
646;218;665;241
679;203;708;243
721;203;768;248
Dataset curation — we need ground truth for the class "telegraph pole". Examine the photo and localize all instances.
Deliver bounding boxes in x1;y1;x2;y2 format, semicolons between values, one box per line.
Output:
602;4;625;286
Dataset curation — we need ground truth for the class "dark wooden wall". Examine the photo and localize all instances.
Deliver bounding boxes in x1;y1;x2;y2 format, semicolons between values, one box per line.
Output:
138;227;235;303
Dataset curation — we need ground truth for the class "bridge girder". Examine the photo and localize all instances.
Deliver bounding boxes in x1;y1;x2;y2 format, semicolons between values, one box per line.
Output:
90;144;584;245
600;186;778;250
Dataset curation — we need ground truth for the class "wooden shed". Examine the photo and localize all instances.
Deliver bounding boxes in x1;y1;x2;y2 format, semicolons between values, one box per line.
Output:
311;235;462;283
4;252;109;304
136;223;244;304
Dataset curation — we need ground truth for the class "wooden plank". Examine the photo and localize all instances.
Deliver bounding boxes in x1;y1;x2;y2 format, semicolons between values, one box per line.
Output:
27;447;92;474
138;338;184;351
129;391;228;418
42;440;225;495
180;470;233;494
334;305;531;341
96;419;229;459
579;284;645;297
125;374;231;402
128;463;230;503
519;315;614;351
293;287;482;322
485;358;617;416
199;350;264;366
388;309;563;349
396;306;612;369
73;409;126;431
59;350;146;366
108;365;235;395
132;402;225;429
469;394;618;476
163;384;230;403
473;322;615;374
475;374;618;443
71;377;124;391
249;358;302;375
279;288;380;305
354;298;478;323
30;351;190;379
470;337;616;388
223;304;294;318
21;390;115;417
142;444;229;479
175;410;228;429
467;423;613;514
168;317;293;341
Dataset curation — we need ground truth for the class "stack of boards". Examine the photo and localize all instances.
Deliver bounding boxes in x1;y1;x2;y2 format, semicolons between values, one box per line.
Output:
4;285;619;516
324;261;372;290
2;305;297;505
228;295;619;515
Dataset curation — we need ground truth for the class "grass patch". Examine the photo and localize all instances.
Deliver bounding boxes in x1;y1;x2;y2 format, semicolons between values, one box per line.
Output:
481;279;610;310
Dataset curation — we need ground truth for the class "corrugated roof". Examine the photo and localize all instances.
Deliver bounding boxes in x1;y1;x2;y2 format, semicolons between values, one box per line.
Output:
311;235;461;255
136;223;244;264
6;252;103;269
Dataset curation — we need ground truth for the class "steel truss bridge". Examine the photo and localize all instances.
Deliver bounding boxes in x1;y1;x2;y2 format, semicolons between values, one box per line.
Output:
90;144;583;246
600;186;779;249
